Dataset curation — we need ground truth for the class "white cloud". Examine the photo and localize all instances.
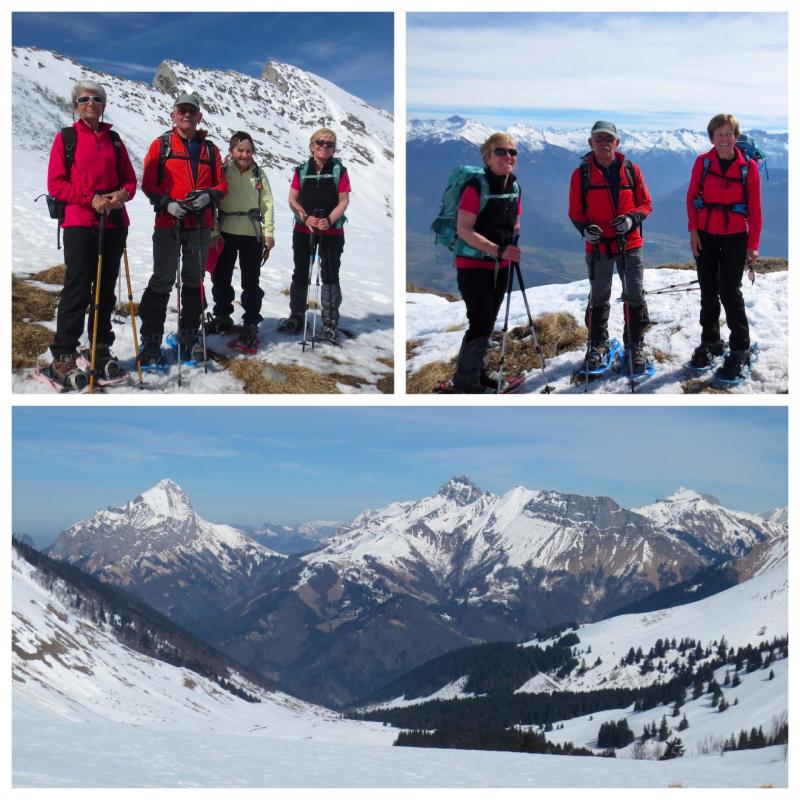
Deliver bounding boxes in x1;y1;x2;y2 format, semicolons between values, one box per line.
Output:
408;13;787;127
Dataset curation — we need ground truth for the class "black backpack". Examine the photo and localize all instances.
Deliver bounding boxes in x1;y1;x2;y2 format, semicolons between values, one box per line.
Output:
36;126;123;249
156;130;219;185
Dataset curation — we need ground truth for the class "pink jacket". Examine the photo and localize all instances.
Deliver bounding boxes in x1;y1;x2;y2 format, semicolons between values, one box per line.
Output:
46;120;137;228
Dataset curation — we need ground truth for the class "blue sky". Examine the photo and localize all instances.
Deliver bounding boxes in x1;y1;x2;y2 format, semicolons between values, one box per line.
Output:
12;12;394;111
13;407;787;547
407;12;788;130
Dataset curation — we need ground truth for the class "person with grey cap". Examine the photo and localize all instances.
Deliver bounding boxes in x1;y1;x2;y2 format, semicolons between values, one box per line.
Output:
568;120;653;375
137;92;227;367
45;79;137;390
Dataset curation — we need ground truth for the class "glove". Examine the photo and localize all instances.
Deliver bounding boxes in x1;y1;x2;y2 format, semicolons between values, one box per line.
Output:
166;201;189;219
584;224;603;245
611;215;633;234
184;190;212;211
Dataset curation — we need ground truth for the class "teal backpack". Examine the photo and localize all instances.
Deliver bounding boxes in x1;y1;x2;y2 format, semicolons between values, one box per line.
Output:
431;166;520;258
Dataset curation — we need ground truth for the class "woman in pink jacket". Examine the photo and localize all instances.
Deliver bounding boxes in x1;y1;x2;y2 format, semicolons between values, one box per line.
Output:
686;113;761;381
46;80;137;389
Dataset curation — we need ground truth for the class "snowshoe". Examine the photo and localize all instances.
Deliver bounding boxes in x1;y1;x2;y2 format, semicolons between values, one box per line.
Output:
230;324;259;355
79;347;122;382
617;345;656;382
435;375;524;394
315;324;341;346
574;339;622;381
46;354;88;392
138;337;170;372
277;315;303;334
165;332;205;366
684;341;726;373
205;313;234;335
713;344;759;387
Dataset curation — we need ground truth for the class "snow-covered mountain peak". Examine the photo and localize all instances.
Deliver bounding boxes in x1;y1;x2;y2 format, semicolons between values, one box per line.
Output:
437;476;486;506
136;479;194;520
661;486;721;506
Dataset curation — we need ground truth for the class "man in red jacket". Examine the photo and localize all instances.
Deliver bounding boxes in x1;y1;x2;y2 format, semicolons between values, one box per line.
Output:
568;120;653;373
137;92;227;365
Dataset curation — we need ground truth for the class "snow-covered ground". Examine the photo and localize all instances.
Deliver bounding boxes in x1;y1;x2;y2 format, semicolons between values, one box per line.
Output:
12;48;394;393
407;268;788;393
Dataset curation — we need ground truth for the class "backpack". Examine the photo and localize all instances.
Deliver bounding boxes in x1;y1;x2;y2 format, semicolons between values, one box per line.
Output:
157;130;219;186
692;135;767;219
295;157;346;228
36;126;123;249
579;154;639;217
431;165;520;258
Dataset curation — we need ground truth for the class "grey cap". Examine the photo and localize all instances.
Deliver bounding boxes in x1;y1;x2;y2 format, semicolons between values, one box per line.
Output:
591;120;618;138
174;92;201;109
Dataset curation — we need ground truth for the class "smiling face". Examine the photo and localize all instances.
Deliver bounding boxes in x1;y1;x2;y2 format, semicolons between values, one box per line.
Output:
310;136;336;165
230;139;254;171
483;138;517;177
171;103;202;138
588;132;620;167
712;123;737;160
75;94;105;129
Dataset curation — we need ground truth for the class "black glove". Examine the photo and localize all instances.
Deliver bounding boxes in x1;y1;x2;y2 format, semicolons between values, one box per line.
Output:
584;224;603;245
611;215;633;234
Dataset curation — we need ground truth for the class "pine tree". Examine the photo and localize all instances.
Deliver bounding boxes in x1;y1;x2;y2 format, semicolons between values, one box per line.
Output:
659;715;670;742
660;737;685;760
678;714;689;731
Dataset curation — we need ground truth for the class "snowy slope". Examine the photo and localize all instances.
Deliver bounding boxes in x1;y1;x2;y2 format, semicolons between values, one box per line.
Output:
632;487;779;558
12;47;394;393
407;268;788;393
12;547;787;788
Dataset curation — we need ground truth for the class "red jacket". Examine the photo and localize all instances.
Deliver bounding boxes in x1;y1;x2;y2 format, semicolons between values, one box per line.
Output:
46;120;137;229
686;146;762;251
141;129;227;229
568;152;652;255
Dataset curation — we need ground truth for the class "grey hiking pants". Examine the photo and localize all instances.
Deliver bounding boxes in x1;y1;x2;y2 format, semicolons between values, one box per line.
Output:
148;227;211;294
585;246;645;343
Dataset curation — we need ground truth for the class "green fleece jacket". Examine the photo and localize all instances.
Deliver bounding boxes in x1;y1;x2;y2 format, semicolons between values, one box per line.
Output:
218;161;275;238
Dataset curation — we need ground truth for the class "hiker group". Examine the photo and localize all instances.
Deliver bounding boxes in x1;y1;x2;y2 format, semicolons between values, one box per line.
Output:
44;80;351;390
435;114;763;393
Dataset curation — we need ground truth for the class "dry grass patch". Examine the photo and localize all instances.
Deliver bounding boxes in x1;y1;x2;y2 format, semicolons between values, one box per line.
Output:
12;275;60;323
406;282;460;303
226;359;341;394
406;338;422;361
445;323;465;333
654;257;787;273
681;378;729;395
407;359;455;394
376;357;394;394
114;301;139;318
651;347;669;363
30;265;66;284
12;322;52;370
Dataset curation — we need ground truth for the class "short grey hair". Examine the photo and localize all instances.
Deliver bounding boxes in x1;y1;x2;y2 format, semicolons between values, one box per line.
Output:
71;80;107;108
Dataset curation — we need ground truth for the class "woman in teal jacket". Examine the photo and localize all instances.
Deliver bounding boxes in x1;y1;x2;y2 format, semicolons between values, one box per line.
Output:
210;131;275;351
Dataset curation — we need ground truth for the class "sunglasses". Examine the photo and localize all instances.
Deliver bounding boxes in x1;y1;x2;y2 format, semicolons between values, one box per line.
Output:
493;147;518;157
76;96;105;105
175;106;199;115
314;140;335;148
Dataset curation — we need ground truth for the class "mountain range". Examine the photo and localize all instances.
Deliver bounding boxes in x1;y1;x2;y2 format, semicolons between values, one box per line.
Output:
407;116;788;292
46;477;784;707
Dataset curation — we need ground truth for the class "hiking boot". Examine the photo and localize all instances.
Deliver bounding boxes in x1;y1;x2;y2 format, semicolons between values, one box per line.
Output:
178;330;205;362
319;323;338;342
718;349;750;381
83;345;121;380
206;314;234;335
233;323;259;351
689;340;725;369
49;353;88;391
584;341;609;371
138;335;166;367
630;343;648;375
480;372;499;391
277;315;304;334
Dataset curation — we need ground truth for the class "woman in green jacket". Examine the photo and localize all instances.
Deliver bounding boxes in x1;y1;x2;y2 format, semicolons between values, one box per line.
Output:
210;131;275;352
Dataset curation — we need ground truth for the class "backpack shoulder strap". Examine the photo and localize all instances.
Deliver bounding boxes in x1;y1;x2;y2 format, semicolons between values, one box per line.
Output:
698;156;712;196
204;138;218;185
623;160;637;193
157;131;172;185
580;155;591;214
107;129;123;183
61;127;77;178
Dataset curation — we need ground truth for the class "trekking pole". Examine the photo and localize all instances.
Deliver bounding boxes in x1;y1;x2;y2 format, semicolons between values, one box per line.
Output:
122;247;143;387
302;231;318;353
175;218;183;388
496;241;516;394
88;213;107;394
311;207;325;347
198;237;208;374
513;258;554;394
617;235;635;394
584;245;597;394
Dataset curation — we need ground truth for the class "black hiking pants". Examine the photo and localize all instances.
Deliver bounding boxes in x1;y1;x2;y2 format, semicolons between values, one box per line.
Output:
291;231;344;286
694;231;750;351
213;232;264;326
51;225;127;357
457;266;510;341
